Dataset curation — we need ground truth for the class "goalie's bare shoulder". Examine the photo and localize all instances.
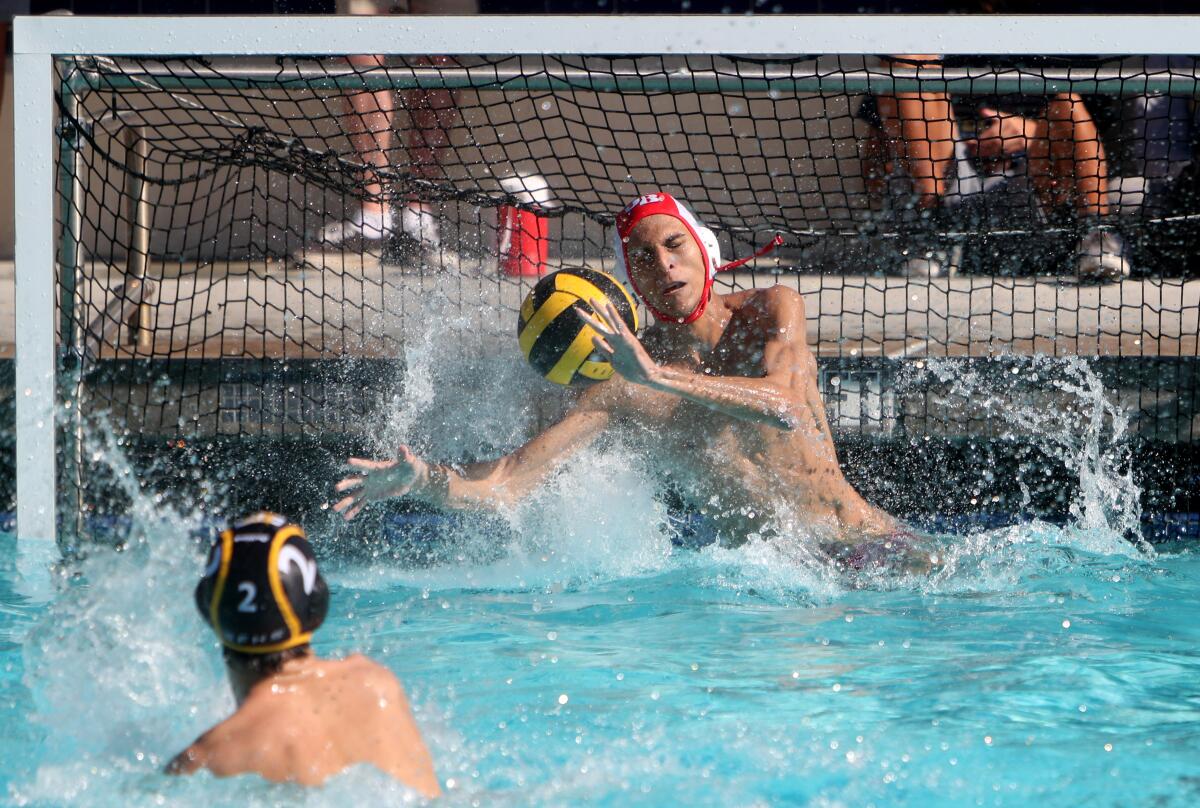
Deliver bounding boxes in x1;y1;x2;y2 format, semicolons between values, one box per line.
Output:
735;284;807;329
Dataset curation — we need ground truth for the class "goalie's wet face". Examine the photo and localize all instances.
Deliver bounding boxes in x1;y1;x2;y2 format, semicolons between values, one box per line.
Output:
624;214;707;318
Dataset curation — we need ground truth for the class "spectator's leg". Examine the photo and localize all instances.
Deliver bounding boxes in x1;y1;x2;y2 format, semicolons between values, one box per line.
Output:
1028;93;1110;219
394;0;477;245
401;56;458;183
875;90;956;209
345;53;394;221
1029;95;1129;279
859;124;894;202
296;0;401;253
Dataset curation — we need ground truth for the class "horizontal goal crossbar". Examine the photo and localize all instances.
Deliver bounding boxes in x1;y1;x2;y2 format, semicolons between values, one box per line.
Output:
73;57;1200;96
18;15;1200;58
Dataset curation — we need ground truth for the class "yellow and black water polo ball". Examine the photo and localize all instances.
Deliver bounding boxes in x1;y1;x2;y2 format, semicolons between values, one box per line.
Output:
517;267;639;386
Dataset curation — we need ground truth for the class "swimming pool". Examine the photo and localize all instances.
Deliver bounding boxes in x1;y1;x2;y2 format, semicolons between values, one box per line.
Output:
2;346;1198;806
2;501;1199;806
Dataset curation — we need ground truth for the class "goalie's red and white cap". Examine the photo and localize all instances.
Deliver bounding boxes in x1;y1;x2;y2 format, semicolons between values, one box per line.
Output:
612;193;722;325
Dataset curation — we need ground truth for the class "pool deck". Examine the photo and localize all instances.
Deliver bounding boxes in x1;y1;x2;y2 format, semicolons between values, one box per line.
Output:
0;258;1196;362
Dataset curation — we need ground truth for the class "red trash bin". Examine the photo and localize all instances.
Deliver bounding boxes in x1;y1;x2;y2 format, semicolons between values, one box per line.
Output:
498;175;553;277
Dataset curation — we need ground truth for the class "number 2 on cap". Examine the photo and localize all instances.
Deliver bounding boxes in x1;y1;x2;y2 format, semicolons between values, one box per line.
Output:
237;582;257;612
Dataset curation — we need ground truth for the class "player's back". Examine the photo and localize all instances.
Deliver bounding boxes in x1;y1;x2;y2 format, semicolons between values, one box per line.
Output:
187;654;440;794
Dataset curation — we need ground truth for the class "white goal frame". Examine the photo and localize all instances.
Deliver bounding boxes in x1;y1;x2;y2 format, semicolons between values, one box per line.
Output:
12;13;1200;578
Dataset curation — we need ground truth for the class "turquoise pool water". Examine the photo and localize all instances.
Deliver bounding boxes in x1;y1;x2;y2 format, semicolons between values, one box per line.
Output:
2;516;1198;806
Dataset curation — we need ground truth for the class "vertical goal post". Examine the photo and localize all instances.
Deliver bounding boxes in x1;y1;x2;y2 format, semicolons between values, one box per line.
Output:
13;13;1200;566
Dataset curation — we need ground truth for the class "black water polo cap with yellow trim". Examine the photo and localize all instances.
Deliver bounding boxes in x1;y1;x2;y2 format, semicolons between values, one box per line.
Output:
195;512;329;655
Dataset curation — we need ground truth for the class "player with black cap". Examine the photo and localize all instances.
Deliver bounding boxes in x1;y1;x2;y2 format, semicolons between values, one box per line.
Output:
166;512;440;793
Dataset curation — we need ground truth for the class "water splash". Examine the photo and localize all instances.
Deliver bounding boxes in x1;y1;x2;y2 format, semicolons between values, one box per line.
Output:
373;275;555;463
335;441;676;594
908;355;1147;548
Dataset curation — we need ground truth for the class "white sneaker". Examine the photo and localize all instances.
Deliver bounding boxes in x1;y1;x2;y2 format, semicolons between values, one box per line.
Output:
398;203;442;251
1074;228;1131;281
312;207;395;248
902;246;958;279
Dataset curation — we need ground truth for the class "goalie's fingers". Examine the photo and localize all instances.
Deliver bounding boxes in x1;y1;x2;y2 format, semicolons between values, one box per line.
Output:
347;457;393;470
605;299;628;334
332;494;358;515
592;334;613;356
590;298;619;331
334;476;364;493
575;303;610;334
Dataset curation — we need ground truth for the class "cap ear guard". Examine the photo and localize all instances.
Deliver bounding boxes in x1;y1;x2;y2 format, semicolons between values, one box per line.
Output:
194;534;225;628
696;226;721;276
303;573;329;635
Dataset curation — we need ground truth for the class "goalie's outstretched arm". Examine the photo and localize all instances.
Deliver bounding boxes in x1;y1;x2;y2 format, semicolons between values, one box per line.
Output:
333;394;612;519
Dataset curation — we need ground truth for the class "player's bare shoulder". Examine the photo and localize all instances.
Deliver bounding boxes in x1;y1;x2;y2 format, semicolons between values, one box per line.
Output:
166;712;256;778
340;654;405;699
726;285;806;339
749;284;805;322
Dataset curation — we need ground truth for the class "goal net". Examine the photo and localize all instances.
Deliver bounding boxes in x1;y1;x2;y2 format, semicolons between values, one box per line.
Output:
20;17;1200;545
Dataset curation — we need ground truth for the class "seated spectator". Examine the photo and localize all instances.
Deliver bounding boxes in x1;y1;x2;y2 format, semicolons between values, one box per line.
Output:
167;512;440;794
860;54;1131;281
1108;56;1199;219
295;0;478;266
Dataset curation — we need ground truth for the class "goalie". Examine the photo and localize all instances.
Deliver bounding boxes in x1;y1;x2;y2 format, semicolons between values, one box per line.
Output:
335;193;925;571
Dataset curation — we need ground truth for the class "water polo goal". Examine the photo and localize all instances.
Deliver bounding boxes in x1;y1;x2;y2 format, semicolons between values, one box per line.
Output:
10;14;1200;568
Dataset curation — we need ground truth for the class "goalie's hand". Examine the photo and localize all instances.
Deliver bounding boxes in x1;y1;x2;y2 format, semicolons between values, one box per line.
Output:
575;297;661;388
333;445;429;520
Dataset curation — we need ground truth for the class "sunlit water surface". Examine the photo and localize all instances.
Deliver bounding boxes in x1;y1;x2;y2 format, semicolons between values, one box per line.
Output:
2;519;1199;807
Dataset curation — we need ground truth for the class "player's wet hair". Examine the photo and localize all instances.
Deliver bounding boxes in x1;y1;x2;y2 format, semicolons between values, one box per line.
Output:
195;512;329;659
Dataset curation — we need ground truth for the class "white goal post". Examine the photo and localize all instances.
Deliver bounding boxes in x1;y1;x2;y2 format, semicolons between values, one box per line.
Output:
13;12;1200;576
